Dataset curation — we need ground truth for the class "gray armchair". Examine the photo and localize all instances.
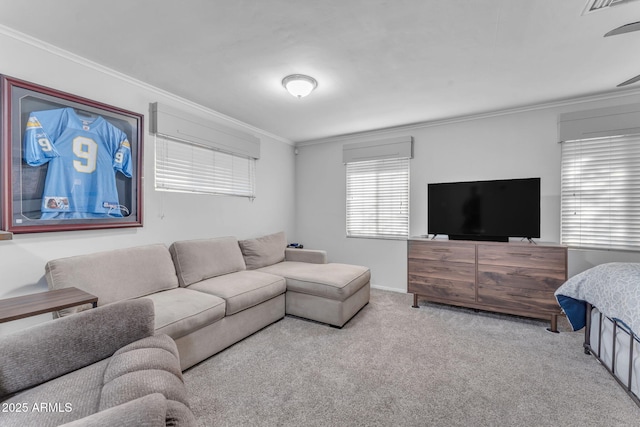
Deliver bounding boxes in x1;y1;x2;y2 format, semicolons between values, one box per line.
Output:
0;298;195;427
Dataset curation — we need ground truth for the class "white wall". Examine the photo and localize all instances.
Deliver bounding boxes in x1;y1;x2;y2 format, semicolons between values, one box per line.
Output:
0;30;296;334
295;91;640;292
4;25;640;333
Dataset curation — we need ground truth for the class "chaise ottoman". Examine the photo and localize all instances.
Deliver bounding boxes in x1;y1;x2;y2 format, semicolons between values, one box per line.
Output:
256;261;370;328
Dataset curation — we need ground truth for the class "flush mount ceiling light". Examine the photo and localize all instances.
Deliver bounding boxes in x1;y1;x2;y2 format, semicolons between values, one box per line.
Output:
282;74;318;98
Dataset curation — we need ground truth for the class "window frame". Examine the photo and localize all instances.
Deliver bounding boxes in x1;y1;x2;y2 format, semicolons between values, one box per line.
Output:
560;133;640;251
345;157;410;240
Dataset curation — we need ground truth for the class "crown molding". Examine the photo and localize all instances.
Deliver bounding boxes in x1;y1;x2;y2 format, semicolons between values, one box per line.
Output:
0;25;294;146
296;87;640;147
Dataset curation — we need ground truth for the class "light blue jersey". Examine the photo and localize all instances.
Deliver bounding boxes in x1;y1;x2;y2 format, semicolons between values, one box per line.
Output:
23;108;132;219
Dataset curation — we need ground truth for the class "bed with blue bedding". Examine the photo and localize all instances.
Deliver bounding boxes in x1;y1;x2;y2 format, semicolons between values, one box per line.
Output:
555;262;640;406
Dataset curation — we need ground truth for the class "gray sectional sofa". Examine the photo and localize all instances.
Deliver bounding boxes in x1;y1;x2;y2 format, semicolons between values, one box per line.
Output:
45;232;370;370
1;232;370;426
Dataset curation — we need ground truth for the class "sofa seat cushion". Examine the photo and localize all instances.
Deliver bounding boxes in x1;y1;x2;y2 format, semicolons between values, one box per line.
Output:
141;288;225;339
257;262;371;301
187;271;286;315
170;237;246;287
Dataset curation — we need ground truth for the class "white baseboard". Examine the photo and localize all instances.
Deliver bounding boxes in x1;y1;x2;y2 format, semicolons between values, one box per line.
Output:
370;284;406;293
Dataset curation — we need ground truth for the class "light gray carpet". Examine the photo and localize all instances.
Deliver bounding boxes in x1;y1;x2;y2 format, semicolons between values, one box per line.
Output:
183;289;640;426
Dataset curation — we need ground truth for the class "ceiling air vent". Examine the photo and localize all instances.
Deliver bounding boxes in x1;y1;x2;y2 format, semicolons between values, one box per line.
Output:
583;0;639;13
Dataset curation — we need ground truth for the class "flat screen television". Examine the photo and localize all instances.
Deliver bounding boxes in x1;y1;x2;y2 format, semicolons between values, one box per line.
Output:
427;177;540;242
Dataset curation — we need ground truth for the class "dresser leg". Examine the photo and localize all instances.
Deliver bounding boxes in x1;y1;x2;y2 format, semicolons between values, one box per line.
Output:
546;314;559;333
412;294;419;308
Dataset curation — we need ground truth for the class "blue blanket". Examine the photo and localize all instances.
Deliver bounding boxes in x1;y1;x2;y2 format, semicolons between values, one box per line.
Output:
554;262;640;335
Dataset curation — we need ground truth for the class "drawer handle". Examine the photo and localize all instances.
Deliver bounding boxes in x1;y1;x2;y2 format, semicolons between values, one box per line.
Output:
510;253;532;257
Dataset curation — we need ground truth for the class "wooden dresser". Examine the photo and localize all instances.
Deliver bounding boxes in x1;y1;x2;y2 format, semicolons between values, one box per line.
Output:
407;238;567;331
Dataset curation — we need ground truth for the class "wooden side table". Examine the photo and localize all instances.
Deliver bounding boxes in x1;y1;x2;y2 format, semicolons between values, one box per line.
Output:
0;287;98;323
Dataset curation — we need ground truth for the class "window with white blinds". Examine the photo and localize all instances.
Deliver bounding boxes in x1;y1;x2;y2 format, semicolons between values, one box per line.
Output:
346;158;410;239
561;134;640;251
155;136;255;198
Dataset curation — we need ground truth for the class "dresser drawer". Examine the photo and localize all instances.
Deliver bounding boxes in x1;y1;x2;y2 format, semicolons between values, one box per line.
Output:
477;245;566;272
408;241;475;264
408;259;476;303
477;283;560;314
409;280;476;303
408;259;475;282
409;277;475;303
477;264;566;292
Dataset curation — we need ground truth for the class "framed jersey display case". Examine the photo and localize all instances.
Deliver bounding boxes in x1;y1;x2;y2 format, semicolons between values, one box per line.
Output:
0;76;143;233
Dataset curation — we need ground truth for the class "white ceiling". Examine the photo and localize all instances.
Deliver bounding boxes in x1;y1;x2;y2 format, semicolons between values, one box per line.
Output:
1;0;640;143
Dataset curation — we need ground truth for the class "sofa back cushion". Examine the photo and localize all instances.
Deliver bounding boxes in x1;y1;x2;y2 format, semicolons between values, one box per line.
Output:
238;231;287;270
169;236;246;287
46;244;179;315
